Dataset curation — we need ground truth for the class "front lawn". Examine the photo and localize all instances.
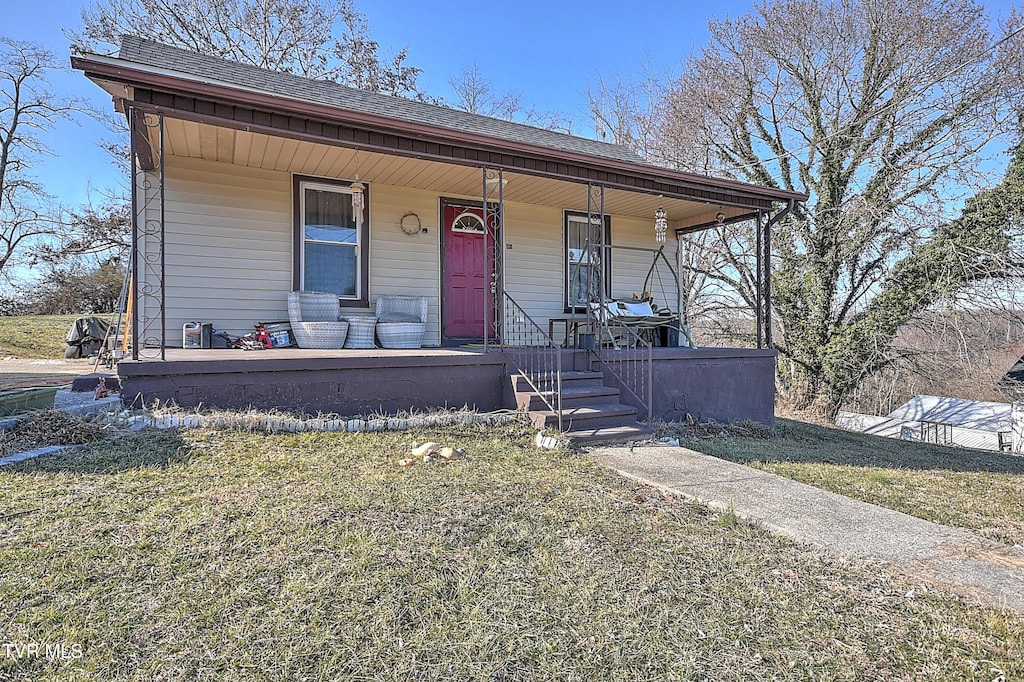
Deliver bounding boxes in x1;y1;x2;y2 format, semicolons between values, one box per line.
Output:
1;421;1021;680
675;418;1024;547
0;314;85;359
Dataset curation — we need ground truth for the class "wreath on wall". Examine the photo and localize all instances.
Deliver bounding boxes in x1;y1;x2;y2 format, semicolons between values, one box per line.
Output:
400;212;421;236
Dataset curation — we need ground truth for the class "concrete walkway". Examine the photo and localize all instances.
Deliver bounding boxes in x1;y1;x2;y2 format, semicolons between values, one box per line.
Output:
590;443;1024;614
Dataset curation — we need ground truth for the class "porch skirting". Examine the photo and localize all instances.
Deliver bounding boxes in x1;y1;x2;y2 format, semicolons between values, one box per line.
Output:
116;347;776;425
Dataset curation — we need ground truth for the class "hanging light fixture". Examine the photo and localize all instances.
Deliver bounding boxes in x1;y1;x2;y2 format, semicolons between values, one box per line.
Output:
654;199;667;243
350;149;365;213
715;209;726;226
350;180;365;213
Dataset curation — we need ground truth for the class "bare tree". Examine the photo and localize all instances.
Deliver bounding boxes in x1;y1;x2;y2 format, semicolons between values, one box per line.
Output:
845;301;1024;415
586;67;671;164
75;0;426;98
661;0;1024;419
44;188;131;263
449;62;571;131
0;38;89;282
450;63;520;117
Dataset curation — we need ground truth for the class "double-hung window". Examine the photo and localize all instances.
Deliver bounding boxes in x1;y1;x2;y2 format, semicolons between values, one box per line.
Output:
564;211;611;312
294;176;368;305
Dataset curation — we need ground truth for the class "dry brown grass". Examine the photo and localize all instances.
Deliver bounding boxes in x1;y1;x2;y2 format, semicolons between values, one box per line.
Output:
0;410;108;458
0;421;1021;680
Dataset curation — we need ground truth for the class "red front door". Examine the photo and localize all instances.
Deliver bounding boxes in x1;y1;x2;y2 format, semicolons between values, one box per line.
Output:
443;203;491;341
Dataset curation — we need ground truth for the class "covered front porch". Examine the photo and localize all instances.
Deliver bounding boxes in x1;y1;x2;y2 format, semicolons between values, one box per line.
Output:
73;37;803;435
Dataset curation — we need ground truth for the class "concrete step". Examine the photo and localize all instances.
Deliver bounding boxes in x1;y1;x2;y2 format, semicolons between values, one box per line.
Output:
510;371;605;393
529;403;638;430
565;423;657;445
71;373;121;392
515;384;621;410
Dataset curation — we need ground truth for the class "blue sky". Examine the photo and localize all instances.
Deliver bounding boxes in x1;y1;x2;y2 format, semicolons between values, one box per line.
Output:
3;0;1021;209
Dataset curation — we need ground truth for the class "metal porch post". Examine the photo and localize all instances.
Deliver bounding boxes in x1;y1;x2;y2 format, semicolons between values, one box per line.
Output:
763;213;773;349
129;107;140;360
482;167;504;350
128;107;166;360
585;183;606;344
755;211;764;349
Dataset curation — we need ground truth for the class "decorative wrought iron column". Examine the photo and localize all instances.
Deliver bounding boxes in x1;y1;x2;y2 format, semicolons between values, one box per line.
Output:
585;183;606;336
482;167;504;350
129;107;166;360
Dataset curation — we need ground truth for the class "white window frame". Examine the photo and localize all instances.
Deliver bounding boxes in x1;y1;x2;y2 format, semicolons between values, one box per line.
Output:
299;179;363;301
565;211;611;312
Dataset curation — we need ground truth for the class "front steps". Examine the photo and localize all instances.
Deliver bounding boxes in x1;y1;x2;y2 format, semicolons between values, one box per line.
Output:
511;370;655;445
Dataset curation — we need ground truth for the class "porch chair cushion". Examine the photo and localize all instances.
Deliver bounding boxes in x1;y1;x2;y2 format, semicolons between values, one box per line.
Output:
287;291;349;349
375;295;428;349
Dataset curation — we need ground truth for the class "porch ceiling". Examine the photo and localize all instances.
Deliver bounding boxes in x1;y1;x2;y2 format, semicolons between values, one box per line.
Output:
162;117;743;227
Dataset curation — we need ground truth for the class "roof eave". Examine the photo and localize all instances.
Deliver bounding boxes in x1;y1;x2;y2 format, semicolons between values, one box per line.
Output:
71;52;808;207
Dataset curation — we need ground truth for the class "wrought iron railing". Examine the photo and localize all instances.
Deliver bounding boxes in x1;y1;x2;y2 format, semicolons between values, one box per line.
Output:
590;321;653;423
499;294;563;431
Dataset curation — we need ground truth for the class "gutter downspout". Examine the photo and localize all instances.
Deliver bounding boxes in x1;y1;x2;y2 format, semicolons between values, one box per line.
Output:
762;198;796;349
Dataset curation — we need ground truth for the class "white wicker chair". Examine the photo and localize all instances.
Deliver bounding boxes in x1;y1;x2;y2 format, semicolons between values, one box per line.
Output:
375;295;428;349
287;291;349;349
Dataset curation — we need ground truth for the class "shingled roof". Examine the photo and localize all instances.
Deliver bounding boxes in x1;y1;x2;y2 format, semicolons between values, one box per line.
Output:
117;36;644;166
997;355;1024;396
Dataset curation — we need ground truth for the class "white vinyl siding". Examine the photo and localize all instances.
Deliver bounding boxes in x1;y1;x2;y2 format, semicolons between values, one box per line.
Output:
143;157;447;346
139;155;292;345
348;183;441;345
141;154;678;348
499;202;566;324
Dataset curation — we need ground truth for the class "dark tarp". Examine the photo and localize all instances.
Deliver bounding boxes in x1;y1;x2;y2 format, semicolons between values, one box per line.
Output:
64;316;112;358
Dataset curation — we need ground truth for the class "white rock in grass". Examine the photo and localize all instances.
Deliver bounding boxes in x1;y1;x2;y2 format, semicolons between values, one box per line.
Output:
439;446;462;462
410;442;441;457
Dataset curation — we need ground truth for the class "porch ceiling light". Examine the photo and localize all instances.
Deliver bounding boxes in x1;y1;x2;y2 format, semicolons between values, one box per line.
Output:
654;200;667;243
715;210;726;226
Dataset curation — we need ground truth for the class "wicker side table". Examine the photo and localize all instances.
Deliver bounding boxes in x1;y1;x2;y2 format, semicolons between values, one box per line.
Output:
344;316;377;349
291;320;348;349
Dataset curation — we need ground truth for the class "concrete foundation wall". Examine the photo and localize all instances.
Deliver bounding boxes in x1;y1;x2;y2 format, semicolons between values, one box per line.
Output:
651;348;776;426
594;348;776;426
119;352;509;416
119;347;777;425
